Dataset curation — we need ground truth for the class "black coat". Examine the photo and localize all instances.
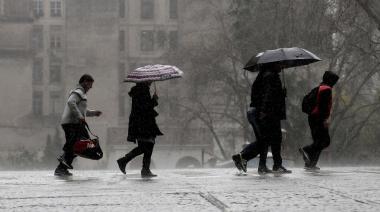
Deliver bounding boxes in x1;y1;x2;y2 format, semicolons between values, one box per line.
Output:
127;84;163;142
250;70;286;120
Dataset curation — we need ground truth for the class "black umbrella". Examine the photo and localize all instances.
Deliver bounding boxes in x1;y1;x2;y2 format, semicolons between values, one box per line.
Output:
244;47;321;71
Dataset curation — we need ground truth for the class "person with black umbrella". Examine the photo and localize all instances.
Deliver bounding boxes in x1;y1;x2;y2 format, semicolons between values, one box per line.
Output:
233;63;292;174
233;47;322;174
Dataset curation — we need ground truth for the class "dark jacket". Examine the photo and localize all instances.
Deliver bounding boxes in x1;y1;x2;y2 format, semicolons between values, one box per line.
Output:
250;71;264;109
250;70;286;120
127;84;163;142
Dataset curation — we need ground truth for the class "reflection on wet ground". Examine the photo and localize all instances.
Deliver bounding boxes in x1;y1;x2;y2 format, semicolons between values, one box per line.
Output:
0;167;380;211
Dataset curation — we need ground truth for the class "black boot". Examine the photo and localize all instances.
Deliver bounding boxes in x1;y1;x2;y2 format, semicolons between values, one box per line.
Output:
141;154;156;178
54;166;72;177
117;154;133;175
141;168;157;178
258;166;272;175
57;154;73;169
272;165;292;174
117;158;127;174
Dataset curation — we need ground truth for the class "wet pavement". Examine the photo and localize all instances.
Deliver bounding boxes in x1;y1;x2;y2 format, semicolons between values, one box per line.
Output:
1;167;380;211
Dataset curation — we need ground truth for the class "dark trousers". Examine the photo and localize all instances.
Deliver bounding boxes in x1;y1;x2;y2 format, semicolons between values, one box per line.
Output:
57;123;89;169
262;117;282;168
240;141;268;167
241;109;282;168
125;139;155;170
303;116;330;166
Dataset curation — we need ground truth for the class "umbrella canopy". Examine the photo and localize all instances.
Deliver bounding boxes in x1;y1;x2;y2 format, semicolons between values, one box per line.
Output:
124;64;183;83
244;47;321;71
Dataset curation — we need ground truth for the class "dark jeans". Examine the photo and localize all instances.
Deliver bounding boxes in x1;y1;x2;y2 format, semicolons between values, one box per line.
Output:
241;109;281;168
57;123;89;169
125;139;155;170
303;116;330;166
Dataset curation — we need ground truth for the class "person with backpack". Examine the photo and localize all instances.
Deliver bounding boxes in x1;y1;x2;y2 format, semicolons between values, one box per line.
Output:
54;74;102;177
232;63;292;174
116;81;163;178
299;71;339;170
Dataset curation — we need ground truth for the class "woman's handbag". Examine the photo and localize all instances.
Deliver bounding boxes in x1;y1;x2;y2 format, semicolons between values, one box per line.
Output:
73;122;103;160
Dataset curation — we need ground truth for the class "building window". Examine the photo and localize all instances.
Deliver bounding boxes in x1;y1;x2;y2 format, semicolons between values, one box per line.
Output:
50;91;62;114
50;35;61;49
33;91;43;116
50;0;62;17
33;0;44;17
157;30;166;49
141;30;154;51
3;0;30;17
119;30;125;51
141;0;154;19
49;61;61;83
33;58;43;84
50;25;63;50
169;0;178;19
119;0;125;18
169;31;178;50
31;26;44;50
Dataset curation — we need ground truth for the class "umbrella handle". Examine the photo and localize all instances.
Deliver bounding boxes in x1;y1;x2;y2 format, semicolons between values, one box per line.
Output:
281;69;287;97
154;82;158;96
281;69;286;87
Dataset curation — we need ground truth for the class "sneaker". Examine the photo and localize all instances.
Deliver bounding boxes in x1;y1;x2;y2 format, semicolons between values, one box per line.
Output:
232;154;243;171
57;155;73;169
141;169;157;178
258;166;273;175
273;166;292;174
232;154;247;173
241;157;248;173
304;166;320;171
117;158;127;174
54;168;73;177
298;148;311;164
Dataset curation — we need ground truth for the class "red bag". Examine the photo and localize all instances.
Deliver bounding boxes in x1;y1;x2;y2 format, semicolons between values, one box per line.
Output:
73;123;103;160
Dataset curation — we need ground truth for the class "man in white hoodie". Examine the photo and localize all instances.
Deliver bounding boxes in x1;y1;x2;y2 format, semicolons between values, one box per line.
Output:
54;74;102;176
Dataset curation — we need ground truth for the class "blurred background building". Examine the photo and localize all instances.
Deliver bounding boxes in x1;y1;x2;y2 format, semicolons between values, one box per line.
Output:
0;0;215;170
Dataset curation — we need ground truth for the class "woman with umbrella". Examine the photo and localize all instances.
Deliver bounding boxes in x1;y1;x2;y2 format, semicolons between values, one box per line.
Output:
116;65;183;178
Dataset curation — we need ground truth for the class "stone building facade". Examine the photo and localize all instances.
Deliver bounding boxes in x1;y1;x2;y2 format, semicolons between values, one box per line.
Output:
0;0;213;169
